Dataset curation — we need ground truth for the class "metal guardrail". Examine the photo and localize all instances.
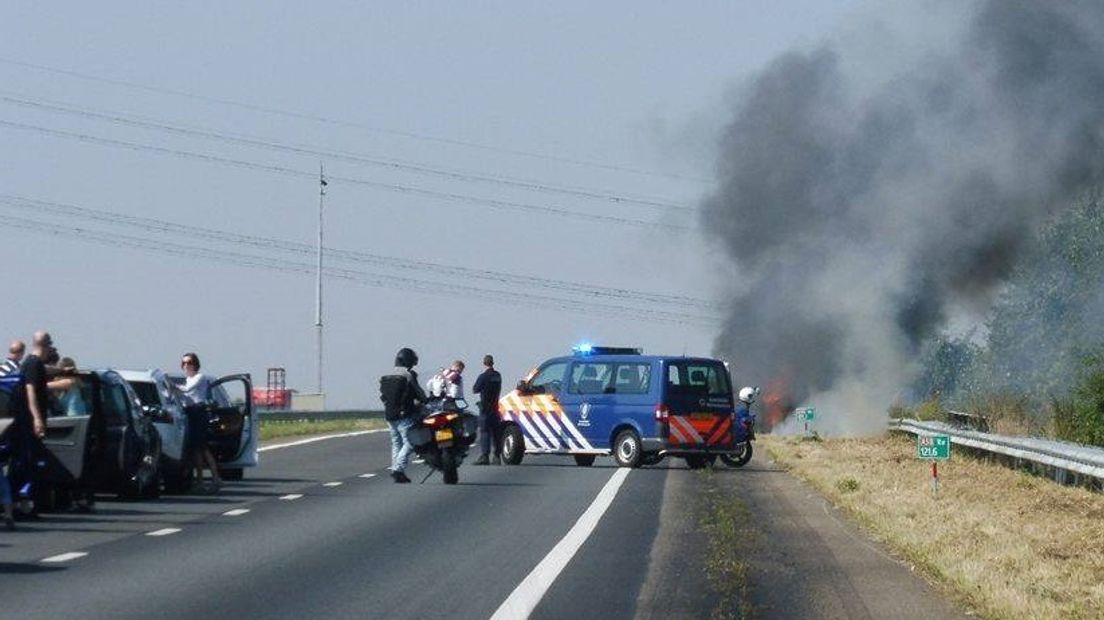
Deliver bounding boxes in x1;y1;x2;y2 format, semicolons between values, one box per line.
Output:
258;409;384;423
890;418;1104;487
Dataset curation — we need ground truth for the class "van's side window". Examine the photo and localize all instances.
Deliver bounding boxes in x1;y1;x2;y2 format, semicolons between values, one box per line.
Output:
666;362;731;396
530;362;569;395
569;363;614;394
613;364;651;394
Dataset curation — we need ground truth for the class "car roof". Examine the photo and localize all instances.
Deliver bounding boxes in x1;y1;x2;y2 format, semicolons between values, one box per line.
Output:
115;369;164;382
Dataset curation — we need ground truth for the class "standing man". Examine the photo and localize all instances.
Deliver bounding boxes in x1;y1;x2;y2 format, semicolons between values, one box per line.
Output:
12;332;51;517
0;340;25;377
380;347;427;483
472;354;503;465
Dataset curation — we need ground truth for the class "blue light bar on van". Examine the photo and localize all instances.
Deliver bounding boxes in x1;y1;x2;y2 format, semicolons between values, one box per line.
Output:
571;344;643;356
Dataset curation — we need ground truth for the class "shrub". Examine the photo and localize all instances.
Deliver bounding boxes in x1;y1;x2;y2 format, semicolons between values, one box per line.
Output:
1051;356;1104;446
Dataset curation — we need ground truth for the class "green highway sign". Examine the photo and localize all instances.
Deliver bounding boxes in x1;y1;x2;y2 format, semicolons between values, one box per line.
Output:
917;435;951;460
797;407;816;422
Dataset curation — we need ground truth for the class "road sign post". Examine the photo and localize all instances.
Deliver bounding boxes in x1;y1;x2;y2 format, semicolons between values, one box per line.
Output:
917;435;950;494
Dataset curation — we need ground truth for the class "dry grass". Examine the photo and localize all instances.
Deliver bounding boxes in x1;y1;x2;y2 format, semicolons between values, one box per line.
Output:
763;434;1104;620
259;418;385;442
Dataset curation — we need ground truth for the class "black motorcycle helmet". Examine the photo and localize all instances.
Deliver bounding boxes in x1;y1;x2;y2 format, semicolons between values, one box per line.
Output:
394;347;418;369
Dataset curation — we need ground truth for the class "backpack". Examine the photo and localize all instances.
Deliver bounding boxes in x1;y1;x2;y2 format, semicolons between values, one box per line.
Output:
380;373;411;421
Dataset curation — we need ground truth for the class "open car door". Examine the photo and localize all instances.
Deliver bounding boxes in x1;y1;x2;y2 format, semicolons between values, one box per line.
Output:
208;374;256;466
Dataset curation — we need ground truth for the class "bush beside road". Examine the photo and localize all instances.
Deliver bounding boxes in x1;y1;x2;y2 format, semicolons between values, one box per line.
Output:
763;434;1104;620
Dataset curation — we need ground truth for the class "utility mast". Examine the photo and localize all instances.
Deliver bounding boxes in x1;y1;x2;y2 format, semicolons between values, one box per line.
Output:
315;163;327;398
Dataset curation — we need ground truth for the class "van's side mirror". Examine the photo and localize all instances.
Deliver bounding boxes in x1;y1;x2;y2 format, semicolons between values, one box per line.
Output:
516;380;532;396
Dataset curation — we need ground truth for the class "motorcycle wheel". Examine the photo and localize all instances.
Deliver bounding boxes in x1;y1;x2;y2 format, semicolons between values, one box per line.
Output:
441;447;459;485
720;442;753;468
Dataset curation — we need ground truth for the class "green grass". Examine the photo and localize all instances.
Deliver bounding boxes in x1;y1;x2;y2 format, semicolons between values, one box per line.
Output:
697;470;755;620
260;418;386;442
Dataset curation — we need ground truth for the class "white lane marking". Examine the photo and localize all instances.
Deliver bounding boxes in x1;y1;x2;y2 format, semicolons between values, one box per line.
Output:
223;508;250;516
280;494;304;501
359;473;377;479
41;552;88;563
490;468;631;620
322;481;343;487
259;429;388;452
146;528;182;537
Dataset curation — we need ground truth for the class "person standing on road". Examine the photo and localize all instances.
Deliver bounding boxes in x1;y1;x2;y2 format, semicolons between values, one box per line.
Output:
13;332;52;517
0;340;25;377
472;355;503;465
174;352;223;494
380;347;427;484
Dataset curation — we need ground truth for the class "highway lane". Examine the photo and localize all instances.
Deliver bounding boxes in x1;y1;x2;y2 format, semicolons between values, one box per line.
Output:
0;432;655;619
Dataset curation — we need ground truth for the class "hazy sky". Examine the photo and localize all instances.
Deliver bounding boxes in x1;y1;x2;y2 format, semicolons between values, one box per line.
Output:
0;1;867;407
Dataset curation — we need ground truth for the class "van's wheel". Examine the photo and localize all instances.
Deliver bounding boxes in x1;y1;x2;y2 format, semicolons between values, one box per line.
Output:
573;454;596;467
613;430;643;468
441;448;459;485
720;442;753;468
502;424;525;465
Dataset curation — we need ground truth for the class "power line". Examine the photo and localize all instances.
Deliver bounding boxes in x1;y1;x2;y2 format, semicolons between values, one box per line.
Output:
0;212;719;326
0;118;691;231
0;92;694;213
0;56;713;185
0;193;721;311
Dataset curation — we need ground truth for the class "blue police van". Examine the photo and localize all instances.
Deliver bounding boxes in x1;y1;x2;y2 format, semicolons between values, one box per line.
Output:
498;345;749;468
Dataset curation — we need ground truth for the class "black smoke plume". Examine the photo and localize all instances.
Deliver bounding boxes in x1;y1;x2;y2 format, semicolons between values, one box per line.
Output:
703;1;1104;432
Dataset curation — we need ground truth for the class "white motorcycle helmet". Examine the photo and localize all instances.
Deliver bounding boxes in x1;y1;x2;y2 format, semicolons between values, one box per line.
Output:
738;386;759;404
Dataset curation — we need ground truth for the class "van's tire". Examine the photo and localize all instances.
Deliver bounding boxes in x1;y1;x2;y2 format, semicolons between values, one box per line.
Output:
613;430;643;468
221;468;244;481
502;424;525;465
720;442;753;468
442;447;459;485
573;454;596;467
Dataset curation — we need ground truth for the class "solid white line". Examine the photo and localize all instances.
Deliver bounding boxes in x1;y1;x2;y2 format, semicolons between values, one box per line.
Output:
490;468;631;620
222;508;250;516
322;481;343;487
146;528;182;537
41;552;88;563
358;473;377;479
259;428;388;452
280;494;304;500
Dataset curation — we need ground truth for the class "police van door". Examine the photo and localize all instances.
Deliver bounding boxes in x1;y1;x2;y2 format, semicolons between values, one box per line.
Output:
503;361;569;453
557;361;614;452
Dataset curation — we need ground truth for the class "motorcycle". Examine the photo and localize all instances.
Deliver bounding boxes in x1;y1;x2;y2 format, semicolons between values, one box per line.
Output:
720;386;758;468
407;398;478;484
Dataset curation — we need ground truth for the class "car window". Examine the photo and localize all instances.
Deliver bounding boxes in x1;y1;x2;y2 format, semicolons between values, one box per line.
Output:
100;381;131;424
613;363;651;394
529;362;568;395
666;362;731;397
569;362;614;394
210;384;231;407
128;381;160;407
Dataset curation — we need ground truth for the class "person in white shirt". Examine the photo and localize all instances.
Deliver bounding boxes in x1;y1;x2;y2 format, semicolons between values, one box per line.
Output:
174;352;222;493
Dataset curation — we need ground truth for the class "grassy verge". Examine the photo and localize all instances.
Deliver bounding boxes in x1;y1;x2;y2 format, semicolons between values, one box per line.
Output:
260;418;386;442
697;470;755;620
763;434;1104;619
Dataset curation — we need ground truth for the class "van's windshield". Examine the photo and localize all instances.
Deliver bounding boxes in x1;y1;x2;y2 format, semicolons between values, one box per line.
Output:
665;362;731;397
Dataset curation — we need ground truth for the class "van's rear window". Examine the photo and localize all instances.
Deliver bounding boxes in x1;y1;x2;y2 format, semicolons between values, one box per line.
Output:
665;362;730;397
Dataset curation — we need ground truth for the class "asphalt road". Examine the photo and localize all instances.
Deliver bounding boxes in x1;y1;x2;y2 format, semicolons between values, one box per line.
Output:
0;432;968;619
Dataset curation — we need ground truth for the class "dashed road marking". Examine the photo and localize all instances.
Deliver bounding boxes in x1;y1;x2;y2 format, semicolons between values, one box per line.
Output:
223;508;250;517
359;473;377;479
280;494;304;501
146;528;182;537
322;482;343;487
42;552;88;563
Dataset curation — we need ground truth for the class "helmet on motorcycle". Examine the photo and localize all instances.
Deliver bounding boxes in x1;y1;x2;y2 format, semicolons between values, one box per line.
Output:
394;347;419;369
738;386;758;404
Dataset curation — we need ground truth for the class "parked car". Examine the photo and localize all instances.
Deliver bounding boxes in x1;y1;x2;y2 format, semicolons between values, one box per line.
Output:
118;369;192;492
168;373;257;480
34;369;162;507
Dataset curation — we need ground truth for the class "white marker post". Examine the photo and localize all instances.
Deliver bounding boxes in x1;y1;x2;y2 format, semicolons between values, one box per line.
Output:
917;435;950;495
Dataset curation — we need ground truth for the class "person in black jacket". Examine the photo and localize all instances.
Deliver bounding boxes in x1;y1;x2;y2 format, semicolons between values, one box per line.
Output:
472;355;503;465
379;348;427;483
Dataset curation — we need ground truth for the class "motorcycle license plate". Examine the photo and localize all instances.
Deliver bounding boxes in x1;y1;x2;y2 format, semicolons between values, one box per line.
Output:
691;412;715;421
435;429;454;442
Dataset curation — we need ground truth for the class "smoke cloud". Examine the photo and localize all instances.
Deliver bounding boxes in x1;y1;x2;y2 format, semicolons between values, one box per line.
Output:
703;1;1104;434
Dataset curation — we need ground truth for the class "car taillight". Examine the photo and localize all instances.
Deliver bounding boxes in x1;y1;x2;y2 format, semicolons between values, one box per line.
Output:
654;404;669;422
